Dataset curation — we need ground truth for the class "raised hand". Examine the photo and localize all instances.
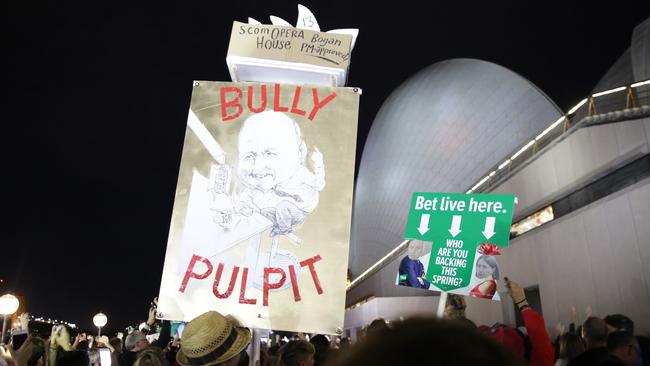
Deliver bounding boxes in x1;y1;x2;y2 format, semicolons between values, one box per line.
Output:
72;333;84;349
0;344;12;366
18;313;30;330
570;306;577;323
504;277;527;306
8;336;33;366
58;326;72;351
147;299;158;326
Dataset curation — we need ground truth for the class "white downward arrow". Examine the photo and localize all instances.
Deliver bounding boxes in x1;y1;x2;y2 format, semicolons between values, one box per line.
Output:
418;214;430;235
448;215;462;237
482;217;496;240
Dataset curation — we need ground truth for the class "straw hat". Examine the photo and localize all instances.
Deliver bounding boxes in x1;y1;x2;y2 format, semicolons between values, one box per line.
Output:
177;311;251;366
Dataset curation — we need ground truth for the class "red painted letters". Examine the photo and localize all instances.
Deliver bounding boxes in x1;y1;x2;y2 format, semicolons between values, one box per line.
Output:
178;254;324;306
219;84;336;122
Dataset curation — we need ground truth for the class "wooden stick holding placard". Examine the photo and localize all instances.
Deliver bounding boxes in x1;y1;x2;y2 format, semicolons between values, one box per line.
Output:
249;329;261;366
436;292;448;318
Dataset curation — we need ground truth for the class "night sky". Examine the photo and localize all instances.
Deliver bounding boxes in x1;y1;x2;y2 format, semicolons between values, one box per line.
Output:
5;1;649;331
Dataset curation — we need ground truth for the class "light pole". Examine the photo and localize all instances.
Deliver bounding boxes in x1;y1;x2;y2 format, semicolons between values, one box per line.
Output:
0;294;20;343
93;313;107;337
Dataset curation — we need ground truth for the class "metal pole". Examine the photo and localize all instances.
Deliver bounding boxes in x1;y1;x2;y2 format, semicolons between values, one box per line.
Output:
249;328;261;366
1;315;7;344
436;292;448;318
98;326;101;337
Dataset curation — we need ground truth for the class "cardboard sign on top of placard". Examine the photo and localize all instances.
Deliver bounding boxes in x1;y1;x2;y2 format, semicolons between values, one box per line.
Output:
228;21;352;68
157;81;360;334
226;21;354;86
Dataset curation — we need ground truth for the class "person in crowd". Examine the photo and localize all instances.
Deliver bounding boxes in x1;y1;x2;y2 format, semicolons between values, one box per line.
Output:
278;341;315;366
109;337;123;354
554;306;580;361
4;336;33;366
4;336;46;366
236;350;249;366
597;331;641;366
604;315;635;335
124;332;149;353
119;300;171;366
338;337;351;352
500;277;555;366
604;314;649;366
163;337;180;366
110;336;125;366
336;316;524;366
134;348;166;366
48;324;88;366
443;293;466;320
0;345;10;366
264;344;280;366
176;311;251;366
91;335;119;366
568;316;609;366
444;293;477;328
555;333;584;366
479;323;531;363
398;240;430;289
24;337;44;366
365;318;390;338
309;335;335;366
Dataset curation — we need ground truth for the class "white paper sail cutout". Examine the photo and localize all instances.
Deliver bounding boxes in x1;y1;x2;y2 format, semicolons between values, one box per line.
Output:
296;4;320;31
248;4;358;50
269;15;292;27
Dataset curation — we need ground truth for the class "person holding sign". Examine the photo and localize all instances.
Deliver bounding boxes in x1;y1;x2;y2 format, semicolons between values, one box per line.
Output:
469;243;500;299
398;241;430;289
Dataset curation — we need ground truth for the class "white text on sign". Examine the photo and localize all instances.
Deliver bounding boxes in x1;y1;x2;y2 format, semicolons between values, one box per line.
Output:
414;196;506;213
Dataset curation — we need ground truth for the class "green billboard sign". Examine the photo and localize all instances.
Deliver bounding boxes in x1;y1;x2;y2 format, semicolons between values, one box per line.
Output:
401;192;515;296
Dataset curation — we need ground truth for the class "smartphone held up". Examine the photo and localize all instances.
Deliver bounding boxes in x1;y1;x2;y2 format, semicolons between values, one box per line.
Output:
12;330;29;349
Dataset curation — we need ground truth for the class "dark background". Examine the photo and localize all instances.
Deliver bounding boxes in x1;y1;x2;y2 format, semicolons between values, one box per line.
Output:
5;0;649;331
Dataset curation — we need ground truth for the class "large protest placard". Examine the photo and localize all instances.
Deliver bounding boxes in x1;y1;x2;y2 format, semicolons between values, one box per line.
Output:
398;193;515;301
158;81;359;334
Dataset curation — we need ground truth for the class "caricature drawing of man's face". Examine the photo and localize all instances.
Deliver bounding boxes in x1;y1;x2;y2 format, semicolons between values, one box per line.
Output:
238;111;305;191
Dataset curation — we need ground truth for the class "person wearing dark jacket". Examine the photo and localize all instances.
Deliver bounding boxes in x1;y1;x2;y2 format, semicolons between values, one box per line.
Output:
597;331;641;366
119;300;171;366
604;314;649;366
568;317;609;366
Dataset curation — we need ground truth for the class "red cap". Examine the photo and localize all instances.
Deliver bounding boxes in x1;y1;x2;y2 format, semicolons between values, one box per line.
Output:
482;324;525;358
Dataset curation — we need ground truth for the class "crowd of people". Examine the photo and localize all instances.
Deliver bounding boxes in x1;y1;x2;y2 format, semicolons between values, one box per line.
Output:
1;279;647;366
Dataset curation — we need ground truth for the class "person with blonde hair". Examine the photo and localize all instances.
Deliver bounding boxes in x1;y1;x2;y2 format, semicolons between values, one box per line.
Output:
134;348;165;366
